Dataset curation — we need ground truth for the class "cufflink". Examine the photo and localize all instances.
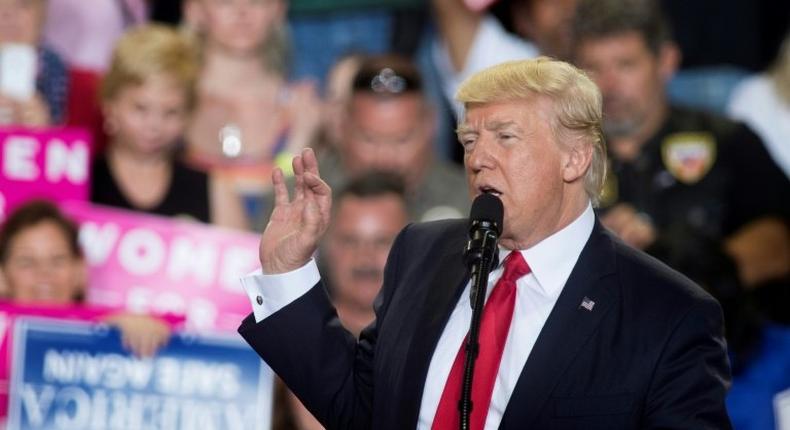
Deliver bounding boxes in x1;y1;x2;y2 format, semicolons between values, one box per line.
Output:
256;296;263;305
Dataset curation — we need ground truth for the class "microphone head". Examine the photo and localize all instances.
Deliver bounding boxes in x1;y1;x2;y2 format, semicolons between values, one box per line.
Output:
469;193;504;236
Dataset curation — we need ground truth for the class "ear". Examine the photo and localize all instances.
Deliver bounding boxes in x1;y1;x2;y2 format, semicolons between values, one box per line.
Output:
657;42;681;84
561;139;593;183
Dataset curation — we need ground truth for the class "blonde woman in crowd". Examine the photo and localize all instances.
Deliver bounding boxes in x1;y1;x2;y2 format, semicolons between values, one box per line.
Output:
728;32;790;177
183;0;322;219
91;24;246;229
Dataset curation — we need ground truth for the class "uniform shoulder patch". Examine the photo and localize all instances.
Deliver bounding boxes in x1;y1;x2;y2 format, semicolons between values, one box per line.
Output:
660;132;716;184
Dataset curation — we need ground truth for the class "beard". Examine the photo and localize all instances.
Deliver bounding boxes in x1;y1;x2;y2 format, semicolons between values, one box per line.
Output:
602;116;643;139
602;96;645;139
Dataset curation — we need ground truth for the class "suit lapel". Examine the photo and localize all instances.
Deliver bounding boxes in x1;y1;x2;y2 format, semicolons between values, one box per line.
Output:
500;222;619;428
399;227;470;429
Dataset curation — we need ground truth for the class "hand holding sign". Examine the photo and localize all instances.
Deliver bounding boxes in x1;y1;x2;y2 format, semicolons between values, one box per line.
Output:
260;148;332;274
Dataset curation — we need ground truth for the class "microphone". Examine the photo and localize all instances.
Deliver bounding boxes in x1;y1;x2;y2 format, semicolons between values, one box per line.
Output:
464;193;504;303
459;193;503;430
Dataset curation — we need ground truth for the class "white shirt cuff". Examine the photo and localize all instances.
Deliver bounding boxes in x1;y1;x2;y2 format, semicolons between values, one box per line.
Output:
240;260;321;323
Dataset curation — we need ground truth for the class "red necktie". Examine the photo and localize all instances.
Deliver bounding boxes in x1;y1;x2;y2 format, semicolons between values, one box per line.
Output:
432;251;531;430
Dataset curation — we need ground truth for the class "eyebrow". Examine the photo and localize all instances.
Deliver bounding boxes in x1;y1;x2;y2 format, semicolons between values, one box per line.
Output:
484;120;523;133
455;124;477;136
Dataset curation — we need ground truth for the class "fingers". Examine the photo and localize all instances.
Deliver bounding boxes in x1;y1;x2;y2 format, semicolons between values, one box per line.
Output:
302;147;321;177
601;204;632;235
272;167;290;207
303;171;331;197
293;153;306;201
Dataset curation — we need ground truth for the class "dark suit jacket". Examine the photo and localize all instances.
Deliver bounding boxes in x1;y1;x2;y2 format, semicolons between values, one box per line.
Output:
239;219;732;429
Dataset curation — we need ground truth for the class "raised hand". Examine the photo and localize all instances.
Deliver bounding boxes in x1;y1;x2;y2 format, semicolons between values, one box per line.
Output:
260;148;332;274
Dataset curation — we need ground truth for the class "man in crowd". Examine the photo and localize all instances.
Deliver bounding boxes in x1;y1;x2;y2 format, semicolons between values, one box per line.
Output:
258;54;469;228
320;172;409;337
431;0;578;116
240;57;731;428
573;0;790;326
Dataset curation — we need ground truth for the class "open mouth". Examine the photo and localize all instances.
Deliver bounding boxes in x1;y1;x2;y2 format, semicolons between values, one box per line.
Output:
478;186;502;197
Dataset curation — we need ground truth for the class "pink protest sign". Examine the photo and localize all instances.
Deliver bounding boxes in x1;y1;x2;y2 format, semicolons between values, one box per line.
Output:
0;127;91;222
61;201;260;332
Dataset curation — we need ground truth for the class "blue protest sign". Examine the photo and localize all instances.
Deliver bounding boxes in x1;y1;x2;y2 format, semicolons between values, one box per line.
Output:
7;317;273;430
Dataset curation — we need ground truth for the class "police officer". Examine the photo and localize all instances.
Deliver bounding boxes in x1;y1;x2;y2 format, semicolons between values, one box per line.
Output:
573;0;790;330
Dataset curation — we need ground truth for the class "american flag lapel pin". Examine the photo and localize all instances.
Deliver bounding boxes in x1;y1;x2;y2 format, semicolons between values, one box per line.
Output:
579;297;595;312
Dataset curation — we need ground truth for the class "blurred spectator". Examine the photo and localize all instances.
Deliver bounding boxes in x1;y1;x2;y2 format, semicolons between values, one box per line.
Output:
573;0;790;358
321;53;363;152
320;172;408;337
43;0;148;153
258;54;469;229
430;0;538;117
43;0;147;73
0;0;68;125
431;0;580;115
728;32;790;178
493;0;579;61
0;200;174;357
92;24;247;228
269;173;409;430
182;0;322;220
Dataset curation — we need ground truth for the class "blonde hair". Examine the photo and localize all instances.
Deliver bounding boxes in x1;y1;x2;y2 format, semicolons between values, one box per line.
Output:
456;57;607;206
101;24;199;109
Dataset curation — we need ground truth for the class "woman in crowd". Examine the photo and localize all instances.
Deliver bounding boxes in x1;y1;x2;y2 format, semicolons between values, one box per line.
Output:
0;200;178;356
91;24;246;228
182;0;322;219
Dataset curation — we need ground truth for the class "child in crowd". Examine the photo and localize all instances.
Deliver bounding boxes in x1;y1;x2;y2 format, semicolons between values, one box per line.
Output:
0;0;68;126
92;24;247;228
182;0;322;218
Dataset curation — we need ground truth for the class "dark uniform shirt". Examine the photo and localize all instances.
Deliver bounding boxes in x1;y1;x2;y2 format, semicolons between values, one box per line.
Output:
602;106;789;238
599;106;789;326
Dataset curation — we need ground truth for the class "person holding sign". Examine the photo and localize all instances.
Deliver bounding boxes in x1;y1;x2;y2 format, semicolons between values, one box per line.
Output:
0;200;179;356
91;24;247;229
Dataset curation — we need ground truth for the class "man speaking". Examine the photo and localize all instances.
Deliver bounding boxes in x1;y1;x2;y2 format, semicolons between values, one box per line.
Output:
238;58;732;429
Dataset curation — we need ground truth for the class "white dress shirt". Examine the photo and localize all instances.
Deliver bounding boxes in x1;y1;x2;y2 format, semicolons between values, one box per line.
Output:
431;14;539;119
241;204;595;429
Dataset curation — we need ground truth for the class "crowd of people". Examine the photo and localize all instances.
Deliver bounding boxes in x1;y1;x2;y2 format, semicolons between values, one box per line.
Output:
0;0;788;429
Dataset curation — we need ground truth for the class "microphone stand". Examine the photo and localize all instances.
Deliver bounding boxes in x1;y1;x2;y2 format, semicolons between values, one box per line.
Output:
460;228;500;430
